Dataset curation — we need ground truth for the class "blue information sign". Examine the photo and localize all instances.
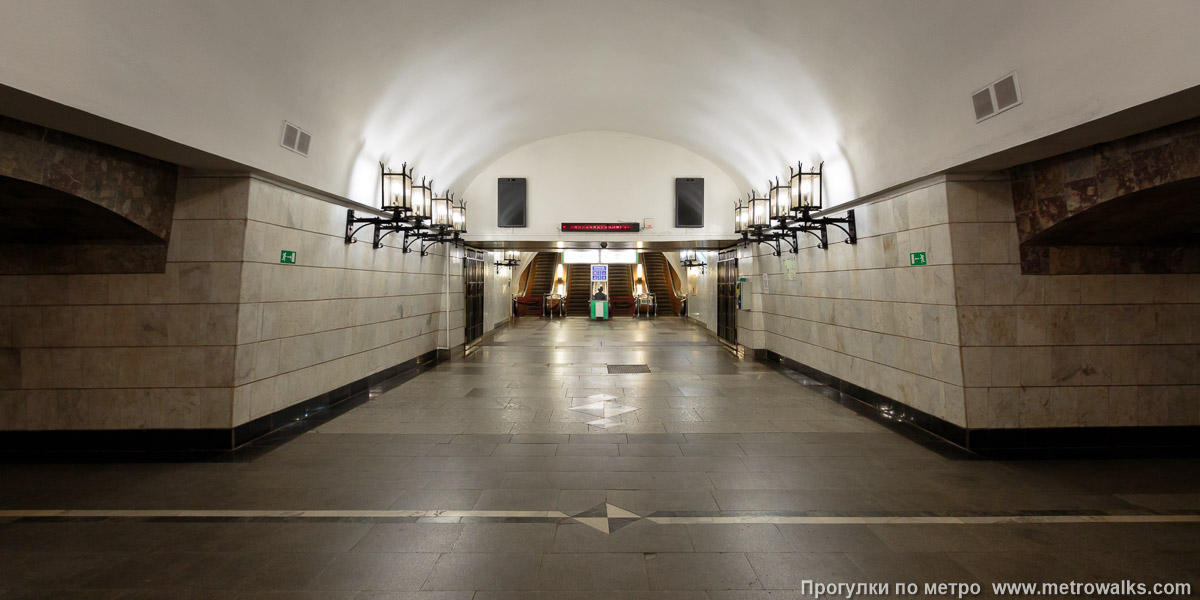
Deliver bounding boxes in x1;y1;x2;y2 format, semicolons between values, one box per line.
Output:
591;264;608;281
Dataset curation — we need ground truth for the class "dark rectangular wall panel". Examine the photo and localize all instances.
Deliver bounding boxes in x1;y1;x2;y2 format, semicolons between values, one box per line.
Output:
675;178;703;228
498;177;527;227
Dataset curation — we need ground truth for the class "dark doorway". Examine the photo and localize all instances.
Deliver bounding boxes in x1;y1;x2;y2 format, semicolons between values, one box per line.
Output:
464;249;485;345
717;249;737;345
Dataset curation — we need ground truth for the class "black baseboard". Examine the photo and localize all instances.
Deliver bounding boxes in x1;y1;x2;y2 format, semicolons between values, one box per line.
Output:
762;350;1200;458
966;425;1200;458
0;349;441;460
762;350;974;459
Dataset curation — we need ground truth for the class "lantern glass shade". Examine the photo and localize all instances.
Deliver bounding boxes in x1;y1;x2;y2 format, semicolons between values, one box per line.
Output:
790;169;801;210
681;249;695;263
750;196;770;227
411;180;430;217
734;205;747;233
382;169;411;211
452;206;466;232
432;197;452;227
505;250;519;263
769;180;788;218
796;171;820;210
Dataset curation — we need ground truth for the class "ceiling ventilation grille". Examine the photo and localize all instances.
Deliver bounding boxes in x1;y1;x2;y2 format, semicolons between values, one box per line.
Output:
280;121;312;156
973;72;1021;122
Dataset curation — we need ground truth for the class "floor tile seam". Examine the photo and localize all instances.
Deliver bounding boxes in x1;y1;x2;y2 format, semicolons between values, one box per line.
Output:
14;511;1200;526
58;510;1200;521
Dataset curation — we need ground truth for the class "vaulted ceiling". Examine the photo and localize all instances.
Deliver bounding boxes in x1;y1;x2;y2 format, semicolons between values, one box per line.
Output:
2;0;1198;206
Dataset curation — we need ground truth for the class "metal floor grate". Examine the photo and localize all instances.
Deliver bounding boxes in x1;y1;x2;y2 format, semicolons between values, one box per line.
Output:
607;364;651;374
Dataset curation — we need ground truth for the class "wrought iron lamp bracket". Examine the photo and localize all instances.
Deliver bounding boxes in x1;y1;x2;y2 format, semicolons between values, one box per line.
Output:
419;237;440;256
402;228;427;254
345;209;386;245
374;223;408;250
815;209;857;246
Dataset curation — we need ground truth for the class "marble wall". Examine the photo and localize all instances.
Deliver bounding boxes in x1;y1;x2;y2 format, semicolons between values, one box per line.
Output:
1;175;467;432
0;177;246;430
1013;117;1200;275
0;115;178;241
952;179;1200;429
744;179;967;426
229;177;459;428
1013;117;1200;246
732;174;1199;432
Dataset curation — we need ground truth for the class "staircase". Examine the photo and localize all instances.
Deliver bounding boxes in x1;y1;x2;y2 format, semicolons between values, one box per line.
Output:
566;263;591;315
641;252;684;315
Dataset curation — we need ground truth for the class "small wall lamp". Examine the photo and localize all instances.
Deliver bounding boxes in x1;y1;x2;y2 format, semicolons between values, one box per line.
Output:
495;250;520;274
680;249;706;274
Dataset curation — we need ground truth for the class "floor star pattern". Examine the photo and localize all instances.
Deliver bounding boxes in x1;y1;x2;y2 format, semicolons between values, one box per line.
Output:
569;503;644;533
569;395;640;429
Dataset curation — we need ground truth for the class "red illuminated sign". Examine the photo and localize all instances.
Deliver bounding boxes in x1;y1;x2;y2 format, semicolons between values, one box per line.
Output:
560;222;641;232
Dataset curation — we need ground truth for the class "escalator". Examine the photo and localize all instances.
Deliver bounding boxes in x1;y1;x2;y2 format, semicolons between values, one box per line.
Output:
515;252;558;316
607;264;634;316
566;263;591;315
641;252;684;315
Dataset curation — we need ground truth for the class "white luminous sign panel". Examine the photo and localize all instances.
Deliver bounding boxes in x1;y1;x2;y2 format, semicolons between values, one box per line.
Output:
599;249;638;264
562;249;600;263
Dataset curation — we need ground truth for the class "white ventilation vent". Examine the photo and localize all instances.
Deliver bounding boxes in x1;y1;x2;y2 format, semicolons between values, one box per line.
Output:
280;121;311;156
973;72;1021;122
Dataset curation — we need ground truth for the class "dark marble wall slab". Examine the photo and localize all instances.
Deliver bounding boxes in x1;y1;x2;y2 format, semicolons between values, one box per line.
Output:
0;115;178;274
1020;245;1200;276
1011;117;1200;275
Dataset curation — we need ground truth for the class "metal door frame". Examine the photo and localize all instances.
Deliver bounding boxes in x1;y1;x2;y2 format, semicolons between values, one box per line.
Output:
716;249;738;346
463;249;485;346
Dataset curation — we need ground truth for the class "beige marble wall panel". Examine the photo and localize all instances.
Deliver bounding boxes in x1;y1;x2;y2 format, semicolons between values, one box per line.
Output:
950;180;1200;429
229;179;458;427
2;175;462;433
749;179;969;426
0;177;247;430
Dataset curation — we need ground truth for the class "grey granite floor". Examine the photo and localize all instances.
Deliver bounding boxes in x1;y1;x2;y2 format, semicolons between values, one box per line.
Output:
1;317;1198;598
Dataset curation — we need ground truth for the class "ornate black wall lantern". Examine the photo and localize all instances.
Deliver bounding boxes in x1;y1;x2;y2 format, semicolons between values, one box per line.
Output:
345;163;468;255
735;162;856;255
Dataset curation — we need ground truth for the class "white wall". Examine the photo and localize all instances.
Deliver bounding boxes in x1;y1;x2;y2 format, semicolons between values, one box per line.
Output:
483;252;517;333
670;251;718;332
462;131;738;244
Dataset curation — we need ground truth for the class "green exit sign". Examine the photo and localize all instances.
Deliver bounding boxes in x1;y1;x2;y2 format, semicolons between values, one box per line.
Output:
280;250;297;264
909;251;927;266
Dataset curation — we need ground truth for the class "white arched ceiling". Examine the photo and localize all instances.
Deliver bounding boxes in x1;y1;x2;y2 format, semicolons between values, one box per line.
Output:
2;0;1199;213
